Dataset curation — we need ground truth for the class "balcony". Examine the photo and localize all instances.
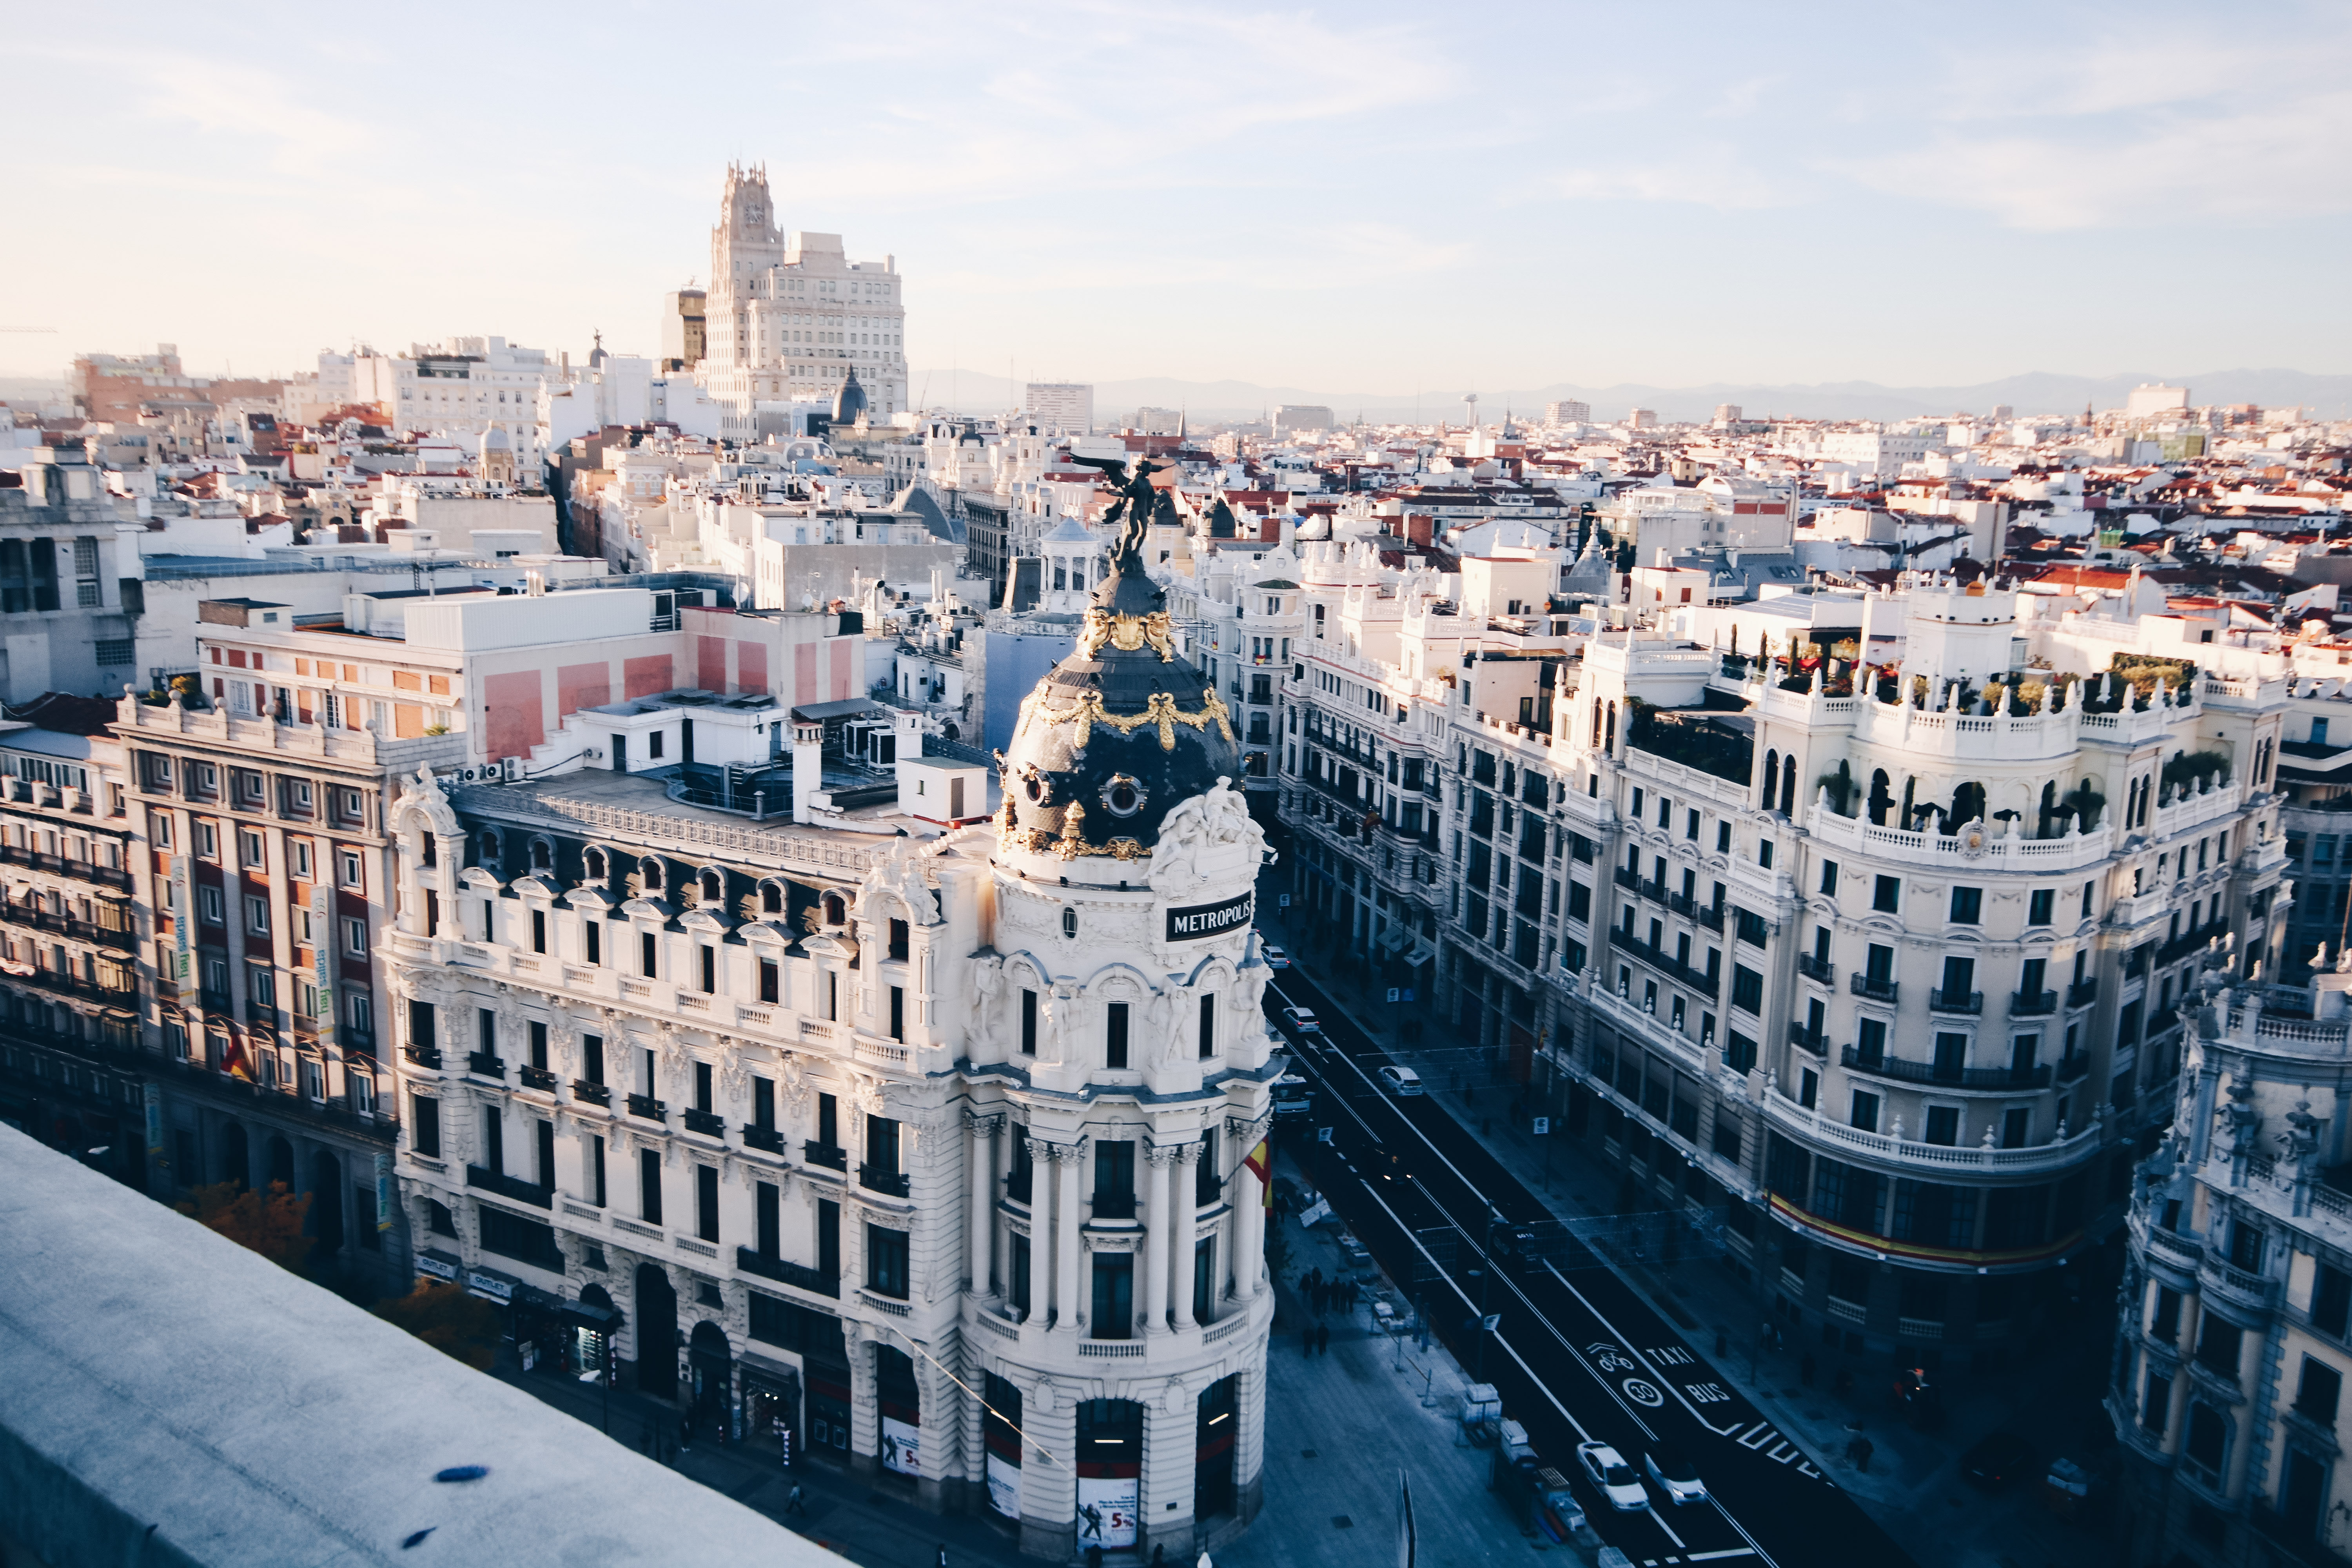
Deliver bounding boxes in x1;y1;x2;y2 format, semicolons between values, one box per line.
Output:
2068;978;2099;1009
341;1028;377;1058
1607;927;1719;998
2057;1054;2091;1084
405;1044;443;1070
517;1064;557;1091
1929;989;1984;1016
156;1059;399;1143
466;1051;505;1080
0;899;137;952
572;1079;610;1106
1797;954;1835;984
6;965;136;1007
1841;1045;2051;1089
683;1108;727;1137
2199;1256;2282;1316
803;1140;848;1172
859;1163;911;1198
0;842;132;891
742;1123;785;1154
1092;1192;1138;1220
1613;867;1639;892
625;1093;666;1121
199;989;232;1014
735;1247;839;1297
2158;920;2231;969
1667;891;1697;918
1695;903;1725;932
2010;989;2058;1017
1788;1023;1828;1056
1849;973;1899;1004
465;1165;554;1210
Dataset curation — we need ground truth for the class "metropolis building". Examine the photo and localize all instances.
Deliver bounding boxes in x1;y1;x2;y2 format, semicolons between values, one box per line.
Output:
385;502;1275;1557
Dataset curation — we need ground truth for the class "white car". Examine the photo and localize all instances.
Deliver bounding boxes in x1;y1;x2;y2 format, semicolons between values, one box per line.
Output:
1261;944;1292;970
1577;1442;1649;1512
1642;1446;1706;1505
1280;1006;1320;1034
1376;1065;1425;1097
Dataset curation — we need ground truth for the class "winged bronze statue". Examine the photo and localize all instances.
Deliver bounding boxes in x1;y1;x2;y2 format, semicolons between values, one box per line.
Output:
1065;452;1164;564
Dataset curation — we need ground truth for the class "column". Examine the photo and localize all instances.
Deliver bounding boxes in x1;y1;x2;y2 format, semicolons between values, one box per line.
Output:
1055;1142;1083;1333
1144;1143;1175;1332
1026;1138;1053;1326
846;1325;878;1472
967;1113;997;1298
1233;1143;1261;1303
1173;1143;1200;1328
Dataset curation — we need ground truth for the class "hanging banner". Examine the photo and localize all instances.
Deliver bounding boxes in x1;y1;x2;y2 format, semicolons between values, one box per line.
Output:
170;857;191;980
986;1451;1021;1519
143;1082;163;1158
880;1413;921;1477
375;1152;394;1232
312;876;334;1047
1077;1475;1139;1550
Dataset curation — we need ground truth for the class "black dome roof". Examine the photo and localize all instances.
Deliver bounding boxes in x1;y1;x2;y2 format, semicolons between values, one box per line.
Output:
832;367;867;426
995;471;1238;866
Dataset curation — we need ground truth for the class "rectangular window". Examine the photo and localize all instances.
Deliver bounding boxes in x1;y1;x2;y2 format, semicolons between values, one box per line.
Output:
1731;965;1763;1014
639;1149;663;1225
590;1134;606;1207
582;1034;604;1085
247;893;274;933
699;944;715;993
528;1020;548;1071
531;910;546;954
694;1060;713;1113
1198;993;1217;1058
1196;1129;1219;1206
1851;1091;1880;1133
1194;1237;1216;1322
2142;1370;2170;1433
889;984;904;1042
2298;1357;2343;1425
1873;875;1900;913
867;1225;910;1299
2316;1264;2352;1339
1106;1001;1130;1069
759;958;779;1004
1092;1254;1135;1340
755;1181;780;1257
697;1163;720;1243
1924;1105;1959;1146
1725;1030;1756;1073
343;917;367;956
2153;1285;2182;1340
585;922;601;965
2029;888;2055;926
1819;859;1838;896
1949;886;1982;924
641;932;657;977
1020;989;1038;1055
412;1093;440;1157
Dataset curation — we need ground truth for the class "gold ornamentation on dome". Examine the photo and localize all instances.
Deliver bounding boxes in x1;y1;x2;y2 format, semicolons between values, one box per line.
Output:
1076;606;1176;662
998;798;1147;862
1015;688;1236;753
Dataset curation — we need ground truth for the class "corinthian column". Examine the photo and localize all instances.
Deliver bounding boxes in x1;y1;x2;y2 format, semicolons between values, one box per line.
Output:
1173;1142;1202;1328
966;1113;999;1298
1056;1140;1084;1334
1144;1142;1178;1333
1025;1138;1053;1325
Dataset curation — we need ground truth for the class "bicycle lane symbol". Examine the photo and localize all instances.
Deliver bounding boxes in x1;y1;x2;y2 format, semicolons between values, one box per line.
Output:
1586;1343;1665;1409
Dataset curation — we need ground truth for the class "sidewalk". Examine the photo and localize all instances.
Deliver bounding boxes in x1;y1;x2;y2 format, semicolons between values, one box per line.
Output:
1269;923;2127;1568
489;1172;1543;1568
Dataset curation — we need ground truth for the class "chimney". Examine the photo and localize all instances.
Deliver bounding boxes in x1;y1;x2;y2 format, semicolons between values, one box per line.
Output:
792;719;824;824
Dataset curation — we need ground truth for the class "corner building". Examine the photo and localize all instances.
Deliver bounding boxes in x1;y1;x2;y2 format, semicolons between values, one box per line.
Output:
385;523;1273;1559
1550;584;2290;1361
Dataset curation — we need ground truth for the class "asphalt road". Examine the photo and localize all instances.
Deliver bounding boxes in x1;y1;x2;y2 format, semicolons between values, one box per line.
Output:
1262;965;1919;1568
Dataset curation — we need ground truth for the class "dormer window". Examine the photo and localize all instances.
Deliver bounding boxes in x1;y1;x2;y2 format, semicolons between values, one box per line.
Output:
640;858;664;892
476;830;500;866
584;848;607;881
822;892;847;927
530;839;552;871
700;869;723;904
761;882;784;914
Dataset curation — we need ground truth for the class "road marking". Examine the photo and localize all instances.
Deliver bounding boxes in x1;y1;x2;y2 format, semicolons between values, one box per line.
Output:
1653;1511;1686;1550
1685;1551;1757;1561
1354;1177;1593;1443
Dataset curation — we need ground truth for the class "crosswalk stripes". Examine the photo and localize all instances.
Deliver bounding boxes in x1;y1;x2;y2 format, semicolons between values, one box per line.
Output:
1732;1420;1822;1479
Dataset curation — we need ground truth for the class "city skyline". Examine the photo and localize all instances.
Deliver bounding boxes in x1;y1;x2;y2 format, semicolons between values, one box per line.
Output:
2;0;2347;392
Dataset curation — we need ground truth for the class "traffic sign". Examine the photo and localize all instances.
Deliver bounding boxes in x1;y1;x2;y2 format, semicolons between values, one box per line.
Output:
1481;1314;1503;1332
1386;988;1401;1003
1532;1117;1551;1135
1278;894;1292;907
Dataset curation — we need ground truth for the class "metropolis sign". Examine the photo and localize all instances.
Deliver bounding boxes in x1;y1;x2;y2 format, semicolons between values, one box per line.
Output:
1166;891;1253;943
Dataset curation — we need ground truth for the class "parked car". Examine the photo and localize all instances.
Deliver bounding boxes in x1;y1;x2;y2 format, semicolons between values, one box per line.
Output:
1376;1065;1425;1097
1279;1006;1320;1034
1260;944;1291;969
1576;1442;1649;1511
1961;1431;2033;1488
1271;1074;1314;1118
1643;1446;1706;1505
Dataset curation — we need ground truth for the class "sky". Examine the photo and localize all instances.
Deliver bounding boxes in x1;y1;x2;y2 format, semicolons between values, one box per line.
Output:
2;0;2347;397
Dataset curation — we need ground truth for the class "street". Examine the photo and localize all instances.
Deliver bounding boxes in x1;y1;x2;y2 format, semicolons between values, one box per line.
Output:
1263;962;1918;1568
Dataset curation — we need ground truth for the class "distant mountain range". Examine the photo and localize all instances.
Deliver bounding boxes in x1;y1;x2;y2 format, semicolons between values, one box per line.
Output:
917;368;2352;426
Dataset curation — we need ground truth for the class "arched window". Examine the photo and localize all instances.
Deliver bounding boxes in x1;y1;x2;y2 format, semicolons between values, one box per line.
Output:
1782;754;1797;813
584;848;607;880
700;869;723;904
822;892;846;927
1762;750;1780;811
1868;769;1893;827
477;830;500;866
529;839;552;871
640;858;664;892
761;881;784;914
1062;907;1078;939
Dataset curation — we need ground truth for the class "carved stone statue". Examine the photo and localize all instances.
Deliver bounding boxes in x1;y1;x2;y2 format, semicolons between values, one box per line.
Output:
2220;1077;2261;1160
2284;1098;2326;1173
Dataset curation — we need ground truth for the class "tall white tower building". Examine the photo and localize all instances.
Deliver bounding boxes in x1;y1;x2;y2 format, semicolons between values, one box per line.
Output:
702;163;908;438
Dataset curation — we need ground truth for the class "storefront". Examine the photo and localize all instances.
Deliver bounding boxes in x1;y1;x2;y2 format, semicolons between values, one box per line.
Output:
415;1249;461;1288
876;1345;921;1479
1195;1375;1237;1520
806;1361;853;1460
1076;1398;1142;1552
741;1356;801;1461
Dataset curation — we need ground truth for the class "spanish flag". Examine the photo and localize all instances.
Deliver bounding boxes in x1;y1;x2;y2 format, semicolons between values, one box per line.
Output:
1244;1138;1271;1207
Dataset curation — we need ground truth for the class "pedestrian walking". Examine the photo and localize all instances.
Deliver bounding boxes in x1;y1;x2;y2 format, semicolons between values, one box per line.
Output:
786;1485;808;1516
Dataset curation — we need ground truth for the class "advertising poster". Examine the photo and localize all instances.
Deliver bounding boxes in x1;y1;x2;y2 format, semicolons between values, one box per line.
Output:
1077;1475;1138;1550
311;879;333;1045
880;1414;921;1477
985;1450;1021;1519
375;1153;393;1232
